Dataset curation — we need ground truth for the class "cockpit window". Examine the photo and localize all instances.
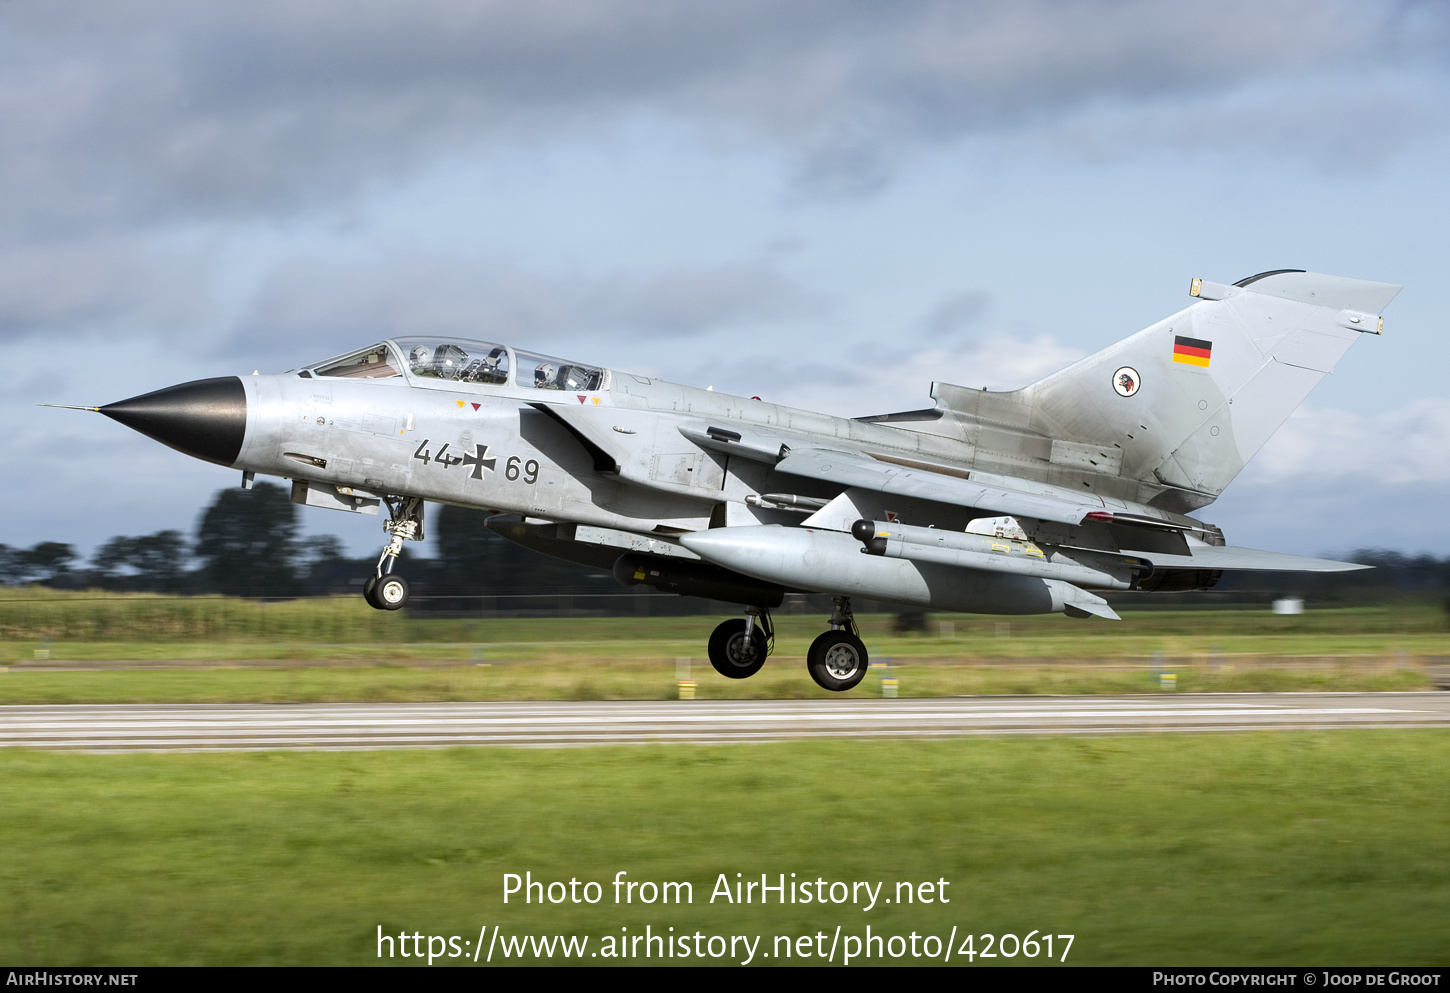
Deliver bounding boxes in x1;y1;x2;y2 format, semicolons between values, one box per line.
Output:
316;336;604;390
314;344;401;379
516;349;603;392
396;338;510;385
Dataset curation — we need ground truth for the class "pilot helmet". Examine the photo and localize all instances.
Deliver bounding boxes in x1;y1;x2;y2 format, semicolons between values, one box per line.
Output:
409;345;433;372
534;363;556;387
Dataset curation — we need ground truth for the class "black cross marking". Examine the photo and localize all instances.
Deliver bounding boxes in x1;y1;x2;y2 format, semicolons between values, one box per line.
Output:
461;443;496;480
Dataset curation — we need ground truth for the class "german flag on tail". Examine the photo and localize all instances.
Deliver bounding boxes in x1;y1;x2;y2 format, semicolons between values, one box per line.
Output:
1172;335;1212;367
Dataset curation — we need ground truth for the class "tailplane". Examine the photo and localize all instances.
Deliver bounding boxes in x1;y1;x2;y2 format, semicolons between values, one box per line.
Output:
934;270;1400;509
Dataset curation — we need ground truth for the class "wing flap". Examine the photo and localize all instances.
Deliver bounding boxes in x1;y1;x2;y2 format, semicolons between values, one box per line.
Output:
1146;544;1368;573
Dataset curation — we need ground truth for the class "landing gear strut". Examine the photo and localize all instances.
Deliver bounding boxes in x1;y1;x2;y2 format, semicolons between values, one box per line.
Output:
806;596;869;691
363;496;424;611
700;598;871;691
707;606;773;678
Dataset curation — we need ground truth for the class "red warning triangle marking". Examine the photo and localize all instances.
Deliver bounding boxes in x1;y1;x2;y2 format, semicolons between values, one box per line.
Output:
471;403;481;411
577;395;587;403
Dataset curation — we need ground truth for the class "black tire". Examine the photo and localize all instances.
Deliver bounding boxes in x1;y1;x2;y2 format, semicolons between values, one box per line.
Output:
707;619;767;679
376;574;410;611
362;576;383;609
806;630;870;691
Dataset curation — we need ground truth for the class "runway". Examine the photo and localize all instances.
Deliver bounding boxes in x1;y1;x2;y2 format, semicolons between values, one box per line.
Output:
2;693;1448;751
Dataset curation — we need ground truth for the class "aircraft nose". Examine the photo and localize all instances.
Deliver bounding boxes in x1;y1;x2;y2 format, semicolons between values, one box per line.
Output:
100;377;248;467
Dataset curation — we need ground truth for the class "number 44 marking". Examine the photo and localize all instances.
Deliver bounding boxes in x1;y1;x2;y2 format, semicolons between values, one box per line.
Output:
412;440;462;468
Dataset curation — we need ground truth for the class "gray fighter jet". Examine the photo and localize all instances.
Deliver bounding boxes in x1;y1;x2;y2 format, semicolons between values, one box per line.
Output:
63;269;1397;691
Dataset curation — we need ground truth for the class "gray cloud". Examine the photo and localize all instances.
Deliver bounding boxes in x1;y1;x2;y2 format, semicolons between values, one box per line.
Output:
1032;76;1439;176
0;0;1432;233
226;255;817;368
919;290;992;338
622;265;816;333
0;239;212;341
1212;479;1450;559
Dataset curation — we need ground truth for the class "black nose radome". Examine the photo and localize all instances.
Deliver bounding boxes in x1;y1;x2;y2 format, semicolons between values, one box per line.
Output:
100;377;247;467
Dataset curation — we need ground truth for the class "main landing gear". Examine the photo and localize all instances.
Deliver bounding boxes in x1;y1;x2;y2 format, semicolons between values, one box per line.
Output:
363;496;424;611
704;596;870;692
806;596;869;692
707;606;774;679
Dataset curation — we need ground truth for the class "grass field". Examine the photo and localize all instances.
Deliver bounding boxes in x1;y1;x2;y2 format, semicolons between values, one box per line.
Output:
3;589;1449;658
3;591;1448;967
1;732;1447;966
0;657;1433;704
2;591;1445;701
2;588;1438;695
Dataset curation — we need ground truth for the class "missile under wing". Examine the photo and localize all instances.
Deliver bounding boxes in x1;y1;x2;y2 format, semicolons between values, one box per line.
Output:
59;269;1396;691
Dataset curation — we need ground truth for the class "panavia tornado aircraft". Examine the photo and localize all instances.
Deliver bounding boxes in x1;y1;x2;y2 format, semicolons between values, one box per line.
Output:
58;269;1397;691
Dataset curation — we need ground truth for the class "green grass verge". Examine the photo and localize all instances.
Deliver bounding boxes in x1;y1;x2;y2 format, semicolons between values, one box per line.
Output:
1;733;1447;966
4;590;1449;659
2;593;1444;700
0;660;1432;704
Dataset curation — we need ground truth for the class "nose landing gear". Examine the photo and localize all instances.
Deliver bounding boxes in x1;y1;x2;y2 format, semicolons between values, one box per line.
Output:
363;496;424;611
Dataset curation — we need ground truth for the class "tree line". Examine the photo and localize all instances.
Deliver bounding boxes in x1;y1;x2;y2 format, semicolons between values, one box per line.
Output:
0;482;613;600
4;481;1450;607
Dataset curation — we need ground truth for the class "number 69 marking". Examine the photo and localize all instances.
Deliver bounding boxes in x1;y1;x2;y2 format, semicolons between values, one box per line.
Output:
506;456;540;484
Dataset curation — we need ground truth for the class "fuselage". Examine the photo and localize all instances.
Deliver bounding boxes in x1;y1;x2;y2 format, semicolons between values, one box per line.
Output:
229;335;1175;541
86;269;1399;688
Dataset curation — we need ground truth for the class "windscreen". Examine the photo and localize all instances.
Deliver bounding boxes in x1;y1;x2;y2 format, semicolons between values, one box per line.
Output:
313;344;401;379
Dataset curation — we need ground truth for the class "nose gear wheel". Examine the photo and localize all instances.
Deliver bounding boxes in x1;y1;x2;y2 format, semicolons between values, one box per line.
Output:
375;574;410;611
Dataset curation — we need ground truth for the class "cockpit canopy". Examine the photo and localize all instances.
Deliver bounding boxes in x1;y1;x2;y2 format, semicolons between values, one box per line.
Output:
513;348;604;392
402;339;509;385
306;338;605;391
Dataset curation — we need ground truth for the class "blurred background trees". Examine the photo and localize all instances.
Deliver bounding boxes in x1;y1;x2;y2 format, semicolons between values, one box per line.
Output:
193;482;302;596
0;482;609;601
0;541;78;587
2;483;1450;614
92;530;188;592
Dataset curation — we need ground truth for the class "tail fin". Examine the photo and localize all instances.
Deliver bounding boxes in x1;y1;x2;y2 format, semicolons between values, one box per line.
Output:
937;270;1400;509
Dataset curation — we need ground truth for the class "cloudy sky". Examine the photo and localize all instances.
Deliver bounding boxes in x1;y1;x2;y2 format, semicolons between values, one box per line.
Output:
6;0;1450;562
